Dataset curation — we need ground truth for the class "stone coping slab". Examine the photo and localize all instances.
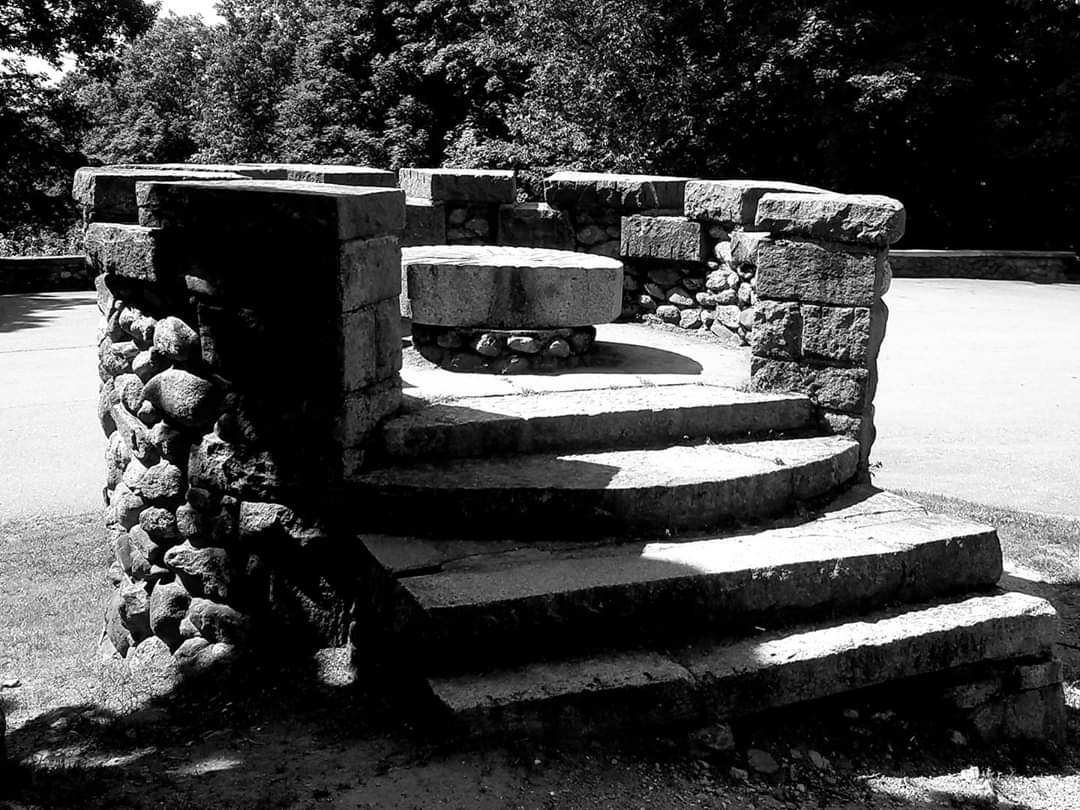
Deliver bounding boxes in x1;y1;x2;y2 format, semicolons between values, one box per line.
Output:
544;172;691;211
73;166;249;222
398;168;516;203
136;179;405;240
402;245;623;329
756;192;906;246
684;179;827;225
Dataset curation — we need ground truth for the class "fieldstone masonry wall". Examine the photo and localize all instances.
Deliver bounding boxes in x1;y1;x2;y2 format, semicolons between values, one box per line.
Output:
398;169;903;472
84;165;404;683
80;162;904;683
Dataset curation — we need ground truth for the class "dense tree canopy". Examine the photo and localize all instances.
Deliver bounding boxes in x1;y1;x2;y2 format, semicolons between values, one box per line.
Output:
5;0;1080;250
0;0;155;231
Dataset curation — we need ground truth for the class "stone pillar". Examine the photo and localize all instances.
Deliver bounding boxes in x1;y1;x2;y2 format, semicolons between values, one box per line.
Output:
398;168;516;246
744;192;905;472
85;167;405;685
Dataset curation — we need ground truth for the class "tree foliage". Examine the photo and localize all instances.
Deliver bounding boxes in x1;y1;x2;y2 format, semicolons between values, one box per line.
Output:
452;0;1080;248
10;0;1080;249
0;0;154;232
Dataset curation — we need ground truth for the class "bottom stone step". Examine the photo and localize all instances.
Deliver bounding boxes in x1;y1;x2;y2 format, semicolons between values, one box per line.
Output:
425;591;1059;738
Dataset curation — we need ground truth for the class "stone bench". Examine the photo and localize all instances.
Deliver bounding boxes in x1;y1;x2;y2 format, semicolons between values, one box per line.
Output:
401;245;623;373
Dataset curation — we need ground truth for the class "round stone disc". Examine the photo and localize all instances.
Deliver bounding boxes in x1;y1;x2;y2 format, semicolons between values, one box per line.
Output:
402;245;624;329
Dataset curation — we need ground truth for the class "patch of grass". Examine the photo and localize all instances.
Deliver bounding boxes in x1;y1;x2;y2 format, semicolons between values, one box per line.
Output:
0;511;121;729
894;489;1079;584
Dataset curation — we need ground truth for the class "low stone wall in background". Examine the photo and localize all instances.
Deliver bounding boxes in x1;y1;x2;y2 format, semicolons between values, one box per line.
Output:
0;255;92;293
889;250;1078;283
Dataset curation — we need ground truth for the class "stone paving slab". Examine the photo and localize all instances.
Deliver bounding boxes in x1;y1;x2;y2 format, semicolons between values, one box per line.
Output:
352;435;859;537
400;322;751;402
381;383;813;462
426;590;1057;736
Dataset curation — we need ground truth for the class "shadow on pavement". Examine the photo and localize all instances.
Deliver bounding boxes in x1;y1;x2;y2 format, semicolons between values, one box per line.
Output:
0;291;97;335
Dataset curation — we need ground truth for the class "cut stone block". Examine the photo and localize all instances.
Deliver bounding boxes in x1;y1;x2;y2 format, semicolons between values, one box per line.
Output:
137;180;405;240
85;223;179;284
752;301;887;367
751;356;872;413
73;166;247;223
684;180;825;226
381;490;1003;668
401;198;447;247
341;298;403;392
754;238;889;307
620;215;707;262
339;378;404;453
241;163;397;187
115;162;286;178
402;245;623;329
398;168;516;203
430;651;697;736
498;202;574;250
351;435;859;538
426;591;1058;737
339;235;401;312
544;172;690;212
801;302;886;365
751;300;801;360
380;384;814;462
756;193;906;247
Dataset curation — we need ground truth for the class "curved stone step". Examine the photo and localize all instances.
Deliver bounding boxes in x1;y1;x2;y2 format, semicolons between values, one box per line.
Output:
381;384;814;462
424;591;1059;738
365;489;1003;670
352;435;859;538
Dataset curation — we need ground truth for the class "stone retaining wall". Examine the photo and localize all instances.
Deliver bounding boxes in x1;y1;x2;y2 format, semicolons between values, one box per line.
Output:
83;165;404;685
889;250;1077;283
0;255;92;293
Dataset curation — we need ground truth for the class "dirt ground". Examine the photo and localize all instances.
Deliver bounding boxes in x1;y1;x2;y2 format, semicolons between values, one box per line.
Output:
2;577;1078;810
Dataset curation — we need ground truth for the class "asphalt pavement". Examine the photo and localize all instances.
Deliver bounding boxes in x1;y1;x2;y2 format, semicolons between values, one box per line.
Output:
873;278;1080;517
0;291;101;522
1;279;1077;523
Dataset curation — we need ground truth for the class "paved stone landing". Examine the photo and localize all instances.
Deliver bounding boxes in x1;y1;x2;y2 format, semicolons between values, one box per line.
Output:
400;322;751;402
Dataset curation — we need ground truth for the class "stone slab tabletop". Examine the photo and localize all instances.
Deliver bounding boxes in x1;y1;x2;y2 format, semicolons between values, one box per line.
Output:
401;321;750;405
401;245;624;329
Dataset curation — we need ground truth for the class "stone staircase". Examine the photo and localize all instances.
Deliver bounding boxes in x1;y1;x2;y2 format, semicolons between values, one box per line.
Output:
347;380;1061;739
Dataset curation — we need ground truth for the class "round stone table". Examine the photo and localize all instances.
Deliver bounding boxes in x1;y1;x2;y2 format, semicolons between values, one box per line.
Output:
401;245;624;373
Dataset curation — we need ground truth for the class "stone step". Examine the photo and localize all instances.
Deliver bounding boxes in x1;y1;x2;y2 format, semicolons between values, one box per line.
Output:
352;435;859;538
364;489;1003;670
424;590;1059;738
381;384;814;462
